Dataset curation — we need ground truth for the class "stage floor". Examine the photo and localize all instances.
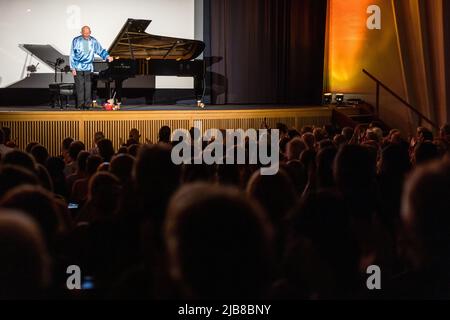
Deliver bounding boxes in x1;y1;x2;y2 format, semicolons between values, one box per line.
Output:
0;104;322;112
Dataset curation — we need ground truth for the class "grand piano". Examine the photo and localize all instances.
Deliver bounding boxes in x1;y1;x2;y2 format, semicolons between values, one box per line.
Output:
94;18;205;103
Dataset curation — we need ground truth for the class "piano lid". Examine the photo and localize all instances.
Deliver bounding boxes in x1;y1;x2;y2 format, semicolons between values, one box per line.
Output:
108;19;205;61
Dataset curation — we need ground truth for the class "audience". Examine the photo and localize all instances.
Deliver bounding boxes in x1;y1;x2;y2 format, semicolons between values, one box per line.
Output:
0;121;449;300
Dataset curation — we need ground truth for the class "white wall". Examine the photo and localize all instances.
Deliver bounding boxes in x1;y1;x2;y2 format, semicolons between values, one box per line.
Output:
0;0;195;88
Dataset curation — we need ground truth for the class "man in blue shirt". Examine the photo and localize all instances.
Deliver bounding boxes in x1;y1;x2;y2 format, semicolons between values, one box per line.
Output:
70;26;113;109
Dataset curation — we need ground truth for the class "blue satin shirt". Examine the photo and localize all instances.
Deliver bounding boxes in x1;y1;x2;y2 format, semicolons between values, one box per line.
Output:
70;35;109;72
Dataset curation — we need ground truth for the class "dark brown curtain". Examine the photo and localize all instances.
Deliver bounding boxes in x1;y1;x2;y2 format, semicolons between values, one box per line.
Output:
205;0;328;105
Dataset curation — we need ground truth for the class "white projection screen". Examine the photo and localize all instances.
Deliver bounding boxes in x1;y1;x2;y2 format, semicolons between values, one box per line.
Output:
0;0;196;88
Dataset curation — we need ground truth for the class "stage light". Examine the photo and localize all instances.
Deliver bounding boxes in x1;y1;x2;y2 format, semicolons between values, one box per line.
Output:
197;100;205;108
335;93;345;104
323;93;333;105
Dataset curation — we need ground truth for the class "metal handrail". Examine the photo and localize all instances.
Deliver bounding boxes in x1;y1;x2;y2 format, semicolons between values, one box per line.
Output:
362;69;438;129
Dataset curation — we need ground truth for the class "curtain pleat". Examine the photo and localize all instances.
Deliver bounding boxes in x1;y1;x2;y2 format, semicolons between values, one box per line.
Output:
207;0;327;105
392;0;450;127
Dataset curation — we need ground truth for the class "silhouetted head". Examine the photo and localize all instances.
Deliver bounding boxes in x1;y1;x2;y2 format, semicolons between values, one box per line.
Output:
365;130;380;144
128;144;141;157
30;144;49;166
313;127;325;143
323;124;335;139
0;165;39;198
94;131;105;144
285;190;359;297
440;124;450;137
368;127;383;143
318;139;333;150
413;141;439;166
133;144;180;223
302;133;315;150
117;146;128;155
97;139;115;162
0;127;11;143
417;127;433;142
45;156;65;176
301;126;313;134
279;137;290;158
88;172;122;221
247;168;297;228
288;129;301;140
342;127;354;142
165;183;273;299
110;153;135;185
25;142;39;154
388;129;402;144
378;143;411;177
401;159;450;268
1;149;36;172
129;128;141;143
0;211;50;299
75;151;90;174
276;123;289;137
299;149;317;177
0;185;61;248
286;138;306;161
333;134;347;147
45;157;67;198
61;137;74;153
36;164;53;192
282;160;307;195
68;141;85;162
86;155;103;176
61;137;74;162
97;162;110;171
434;138;450;157
334;144;376;191
158;126;172;144
316;146;337;189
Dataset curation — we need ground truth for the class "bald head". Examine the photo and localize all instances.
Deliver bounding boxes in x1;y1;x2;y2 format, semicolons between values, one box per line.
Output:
81;26;91;39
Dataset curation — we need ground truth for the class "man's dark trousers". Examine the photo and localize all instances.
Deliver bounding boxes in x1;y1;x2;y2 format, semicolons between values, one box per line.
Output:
74;71;92;109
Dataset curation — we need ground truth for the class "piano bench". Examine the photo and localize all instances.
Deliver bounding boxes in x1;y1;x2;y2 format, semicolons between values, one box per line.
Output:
49;83;76;109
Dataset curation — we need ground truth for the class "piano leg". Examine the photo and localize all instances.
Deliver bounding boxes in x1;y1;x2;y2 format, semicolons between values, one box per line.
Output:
194;75;204;102
115;79;124;103
106;81;111;101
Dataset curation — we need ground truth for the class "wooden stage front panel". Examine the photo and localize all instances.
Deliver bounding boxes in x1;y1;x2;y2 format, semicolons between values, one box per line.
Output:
0;107;333;156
